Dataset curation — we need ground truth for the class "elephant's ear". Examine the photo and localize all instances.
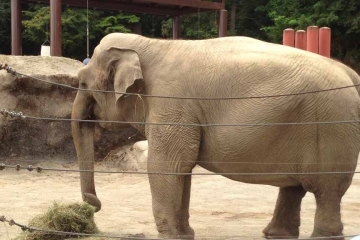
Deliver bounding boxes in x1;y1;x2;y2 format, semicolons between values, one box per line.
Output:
100;47;143;104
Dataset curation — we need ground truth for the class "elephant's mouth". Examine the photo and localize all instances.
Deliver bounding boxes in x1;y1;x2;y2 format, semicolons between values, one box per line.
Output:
83;98;96;120
77;98;96;129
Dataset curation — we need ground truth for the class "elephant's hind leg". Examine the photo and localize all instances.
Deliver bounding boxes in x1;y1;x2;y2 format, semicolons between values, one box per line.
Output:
310;181;349;240
263;186;306;239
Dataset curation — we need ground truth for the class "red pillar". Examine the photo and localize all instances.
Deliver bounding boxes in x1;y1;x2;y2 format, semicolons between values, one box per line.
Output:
295;30;307;50
306;26;319;54
319;27;331;58
172;16;181;39
50;0;62;56
11;0;22;55
219;9;228;37
282;28;295;47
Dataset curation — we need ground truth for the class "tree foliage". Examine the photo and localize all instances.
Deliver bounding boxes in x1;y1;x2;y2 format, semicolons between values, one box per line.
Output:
226;0;271;40
161;12;219;39
258;0;360;72
0;0;11;55
21;4;139;59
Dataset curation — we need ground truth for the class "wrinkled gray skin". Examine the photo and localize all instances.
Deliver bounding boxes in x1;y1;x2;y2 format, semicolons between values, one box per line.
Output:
71;33;360;240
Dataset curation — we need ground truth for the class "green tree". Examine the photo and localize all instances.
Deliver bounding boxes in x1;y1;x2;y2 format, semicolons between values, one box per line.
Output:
228;0;271;40
139;15;168;38
258;0;360;72
0;0;11;55
22;4;139;60
158;0;272;40
2;1;359;73
160;12;219;39
97;13;139;34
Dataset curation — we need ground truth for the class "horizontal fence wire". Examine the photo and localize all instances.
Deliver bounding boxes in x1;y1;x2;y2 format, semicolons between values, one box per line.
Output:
2;158;359;165
1;164;359;176
2;66;360;240
1;216;359;240
1;63;360;100
2;108;360;127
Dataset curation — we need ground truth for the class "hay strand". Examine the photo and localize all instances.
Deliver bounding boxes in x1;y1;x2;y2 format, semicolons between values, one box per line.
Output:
16;202;99;240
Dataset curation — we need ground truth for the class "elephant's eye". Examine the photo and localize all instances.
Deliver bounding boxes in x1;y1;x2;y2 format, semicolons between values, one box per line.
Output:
80;82;87;88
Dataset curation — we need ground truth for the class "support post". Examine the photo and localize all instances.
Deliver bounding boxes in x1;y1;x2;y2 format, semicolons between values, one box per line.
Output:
282;28;295;47
11;0;22;55
172;16;181;39
218;9;227;37
50;0;62;56
132;22;142;35
319;27;331;58
295;30;307;50
306;26;319;54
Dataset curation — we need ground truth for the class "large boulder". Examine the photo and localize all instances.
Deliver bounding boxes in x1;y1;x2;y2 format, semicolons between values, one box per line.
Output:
102;140;148;171
0;55;144;162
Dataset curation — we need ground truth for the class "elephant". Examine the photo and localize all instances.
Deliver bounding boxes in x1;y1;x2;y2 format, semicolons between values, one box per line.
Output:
71;33;360;240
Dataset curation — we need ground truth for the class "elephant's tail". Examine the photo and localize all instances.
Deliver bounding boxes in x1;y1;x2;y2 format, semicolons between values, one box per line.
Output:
349;70;360;97
330;59;360;96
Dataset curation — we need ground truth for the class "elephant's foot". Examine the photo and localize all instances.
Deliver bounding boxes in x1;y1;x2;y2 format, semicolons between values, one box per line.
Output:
311;228;344;240
262;221;299;239
179;225;195;239
158;231;194;239
157;225;194;239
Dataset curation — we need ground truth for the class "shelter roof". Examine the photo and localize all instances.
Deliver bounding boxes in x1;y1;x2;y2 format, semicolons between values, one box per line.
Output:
23;0;225;16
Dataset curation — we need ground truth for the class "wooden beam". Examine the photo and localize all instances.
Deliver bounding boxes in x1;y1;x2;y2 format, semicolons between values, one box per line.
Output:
23;0;223;15
132;0;225;10
25;0;182;16
11;0;22;55
50;0;62;56
178;8;215;16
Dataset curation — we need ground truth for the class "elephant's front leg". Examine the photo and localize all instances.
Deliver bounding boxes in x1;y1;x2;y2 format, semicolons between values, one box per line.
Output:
178;175;194;237
147;125;199;239
263;186;307;239
149;173;194;239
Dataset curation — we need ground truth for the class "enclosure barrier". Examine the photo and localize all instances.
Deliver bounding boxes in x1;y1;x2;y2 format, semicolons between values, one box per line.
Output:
283;26;331;58
1;215;359;240
1;63;360;239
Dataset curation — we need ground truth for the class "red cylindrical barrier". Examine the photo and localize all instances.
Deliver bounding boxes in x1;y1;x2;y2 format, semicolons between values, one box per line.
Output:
306;26;319;54
295;30;307;50
283;28;295;47
319;27;331;58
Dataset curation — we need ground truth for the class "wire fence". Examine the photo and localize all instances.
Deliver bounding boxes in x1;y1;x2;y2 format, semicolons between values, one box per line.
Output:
2;108;360;128
2;157;359;165
1;164;360;176
1;64;360;240
1;63;360;100
1;216;359;240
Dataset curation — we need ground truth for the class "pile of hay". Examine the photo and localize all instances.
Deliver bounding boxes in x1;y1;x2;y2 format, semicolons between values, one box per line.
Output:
17;202;99;240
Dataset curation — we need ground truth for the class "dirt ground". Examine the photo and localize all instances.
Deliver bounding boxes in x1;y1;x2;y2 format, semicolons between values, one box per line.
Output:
1;160;360;240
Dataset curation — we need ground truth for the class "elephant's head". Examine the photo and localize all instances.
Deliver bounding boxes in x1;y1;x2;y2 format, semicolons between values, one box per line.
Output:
71;46;143;211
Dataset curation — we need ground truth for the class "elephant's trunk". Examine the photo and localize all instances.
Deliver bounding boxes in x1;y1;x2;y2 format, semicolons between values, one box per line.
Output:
71;94;101;212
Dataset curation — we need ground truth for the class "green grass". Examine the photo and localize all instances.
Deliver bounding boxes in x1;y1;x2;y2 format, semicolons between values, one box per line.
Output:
16;202;99;240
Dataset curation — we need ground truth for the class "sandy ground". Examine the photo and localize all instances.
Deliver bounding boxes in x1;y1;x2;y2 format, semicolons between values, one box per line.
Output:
1;161;360;240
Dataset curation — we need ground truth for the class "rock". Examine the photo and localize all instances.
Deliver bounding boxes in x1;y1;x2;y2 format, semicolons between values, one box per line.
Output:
0;55;145;162
103;140;148;171
0;55;81;160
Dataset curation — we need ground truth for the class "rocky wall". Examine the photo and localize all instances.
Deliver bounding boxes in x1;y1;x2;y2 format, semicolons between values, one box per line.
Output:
0;55;144;162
